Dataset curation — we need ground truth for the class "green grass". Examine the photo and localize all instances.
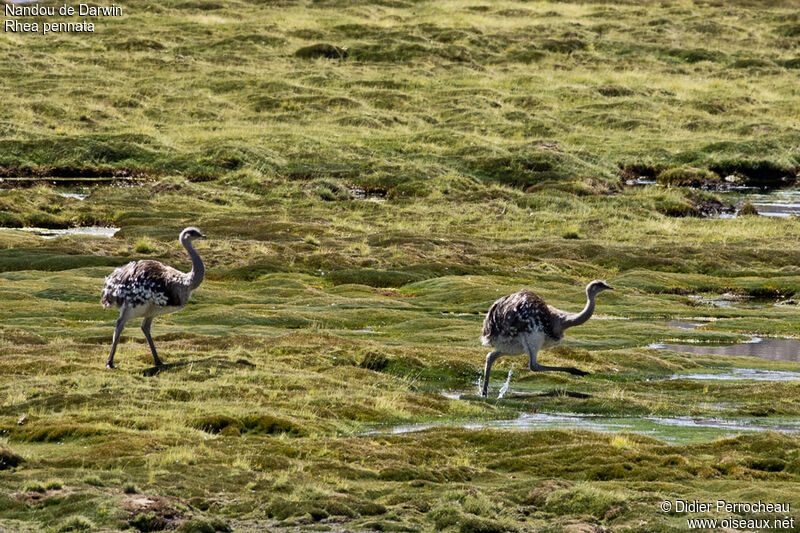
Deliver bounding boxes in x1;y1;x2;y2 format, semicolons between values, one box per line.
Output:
1;0;798;185
2;0;800;531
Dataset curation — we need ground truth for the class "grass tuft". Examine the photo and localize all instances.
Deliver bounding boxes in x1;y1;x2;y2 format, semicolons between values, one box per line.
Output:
56;516;95;532
134;237;158;254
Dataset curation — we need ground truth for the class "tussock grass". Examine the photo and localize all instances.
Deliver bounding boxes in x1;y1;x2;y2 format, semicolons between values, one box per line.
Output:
3;0;800;531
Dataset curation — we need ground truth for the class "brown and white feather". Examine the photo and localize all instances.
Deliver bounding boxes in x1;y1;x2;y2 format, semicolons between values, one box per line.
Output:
101;260;191;310
480;290;562;346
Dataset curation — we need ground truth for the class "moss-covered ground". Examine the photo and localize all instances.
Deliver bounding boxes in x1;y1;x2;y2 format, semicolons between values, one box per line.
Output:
3;0;800;531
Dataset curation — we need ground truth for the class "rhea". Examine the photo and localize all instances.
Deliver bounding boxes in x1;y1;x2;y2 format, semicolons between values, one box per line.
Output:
101;227;206;369
480;280;613;397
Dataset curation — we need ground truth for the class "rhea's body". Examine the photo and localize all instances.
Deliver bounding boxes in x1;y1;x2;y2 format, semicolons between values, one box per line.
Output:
480;281;613;397
101;227;206;369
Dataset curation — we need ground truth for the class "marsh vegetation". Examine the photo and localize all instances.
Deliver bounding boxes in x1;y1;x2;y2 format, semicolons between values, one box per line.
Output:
2;0;800;531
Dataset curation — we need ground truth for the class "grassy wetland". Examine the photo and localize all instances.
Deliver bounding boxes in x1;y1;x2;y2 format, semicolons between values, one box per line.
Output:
2;0;800;531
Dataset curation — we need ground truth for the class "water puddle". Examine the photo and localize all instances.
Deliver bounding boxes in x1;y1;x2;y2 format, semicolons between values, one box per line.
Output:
593;315;631;320
365;412;800;444
1;226;120;239
57;191;89;200
737;189;800;218
653;337;800;362
713;188;800;218
630;178;657;186
688;293;748;308
667;368;800;381
350;187;387;203
661;320;707;330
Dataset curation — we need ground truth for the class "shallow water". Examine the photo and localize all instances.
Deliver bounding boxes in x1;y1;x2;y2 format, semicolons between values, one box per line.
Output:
716;188;800;218
688;293;749;308
655;337;800;362
593;315;631;320
350;187;387;202
667;368;800;381
2;226;120;239
497;364;514;399
57;191;89;200
738;189;800;218
366;412;800;443
661;320;707;330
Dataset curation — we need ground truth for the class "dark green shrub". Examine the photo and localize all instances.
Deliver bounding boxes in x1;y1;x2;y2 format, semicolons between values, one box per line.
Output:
242;415;306;436
295;43;348;59
190;415;243;435
360;351;390;372
0;447;23;470
737;202;759;216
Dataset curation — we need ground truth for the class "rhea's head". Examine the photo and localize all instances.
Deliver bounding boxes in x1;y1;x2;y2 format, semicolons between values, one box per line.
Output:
179;227;207;243
586;279;613;296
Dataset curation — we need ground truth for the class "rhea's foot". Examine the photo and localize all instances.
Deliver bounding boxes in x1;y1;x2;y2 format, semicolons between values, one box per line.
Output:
567;368;589;376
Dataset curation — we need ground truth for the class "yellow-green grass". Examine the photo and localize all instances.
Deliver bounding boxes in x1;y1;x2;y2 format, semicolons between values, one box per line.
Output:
1;0;798;184
3;209;800;530
3;0;800;531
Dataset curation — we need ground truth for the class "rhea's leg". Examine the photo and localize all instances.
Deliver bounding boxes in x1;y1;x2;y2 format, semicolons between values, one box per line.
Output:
522;335;589;376
107;309;130;369
482;350;501;397
141;317;163;367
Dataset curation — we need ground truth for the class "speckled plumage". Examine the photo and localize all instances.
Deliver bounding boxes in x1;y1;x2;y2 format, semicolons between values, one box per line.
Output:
101;260;188;310
480;280;612;397
101;227;206;369
480;289;561;346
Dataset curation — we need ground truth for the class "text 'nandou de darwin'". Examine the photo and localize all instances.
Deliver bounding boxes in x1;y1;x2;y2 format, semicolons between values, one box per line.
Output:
4;4;123;35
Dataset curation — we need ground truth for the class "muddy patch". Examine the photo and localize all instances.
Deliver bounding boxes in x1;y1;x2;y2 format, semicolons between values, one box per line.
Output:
123;494;189;531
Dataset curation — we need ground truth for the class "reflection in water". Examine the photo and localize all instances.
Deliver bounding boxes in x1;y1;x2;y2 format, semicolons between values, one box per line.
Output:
57;192;89;200
743;189;800;218
717;188;800;218
364;412;800;444
1;226;120;239
667;368;800;381
657;337;800;362
688;294;745;308
661;320;706;330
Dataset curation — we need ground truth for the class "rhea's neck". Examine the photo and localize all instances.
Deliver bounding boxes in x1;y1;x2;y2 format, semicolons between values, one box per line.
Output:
562;290;596;329
183;239;205;290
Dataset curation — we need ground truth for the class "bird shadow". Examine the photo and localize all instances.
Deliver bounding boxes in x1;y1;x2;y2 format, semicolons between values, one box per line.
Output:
504;389;593;400
140;357;256;377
